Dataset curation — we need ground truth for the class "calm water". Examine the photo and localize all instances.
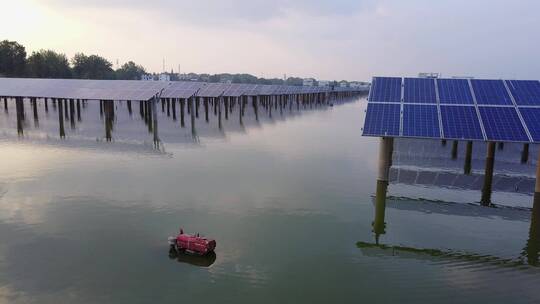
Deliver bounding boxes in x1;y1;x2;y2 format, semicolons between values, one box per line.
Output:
0;97;539;303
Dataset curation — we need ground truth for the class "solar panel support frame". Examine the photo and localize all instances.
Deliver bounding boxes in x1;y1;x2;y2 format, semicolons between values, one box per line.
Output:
399;78;405;136
468;78;488;141
503;80;534;142
434;79;444;138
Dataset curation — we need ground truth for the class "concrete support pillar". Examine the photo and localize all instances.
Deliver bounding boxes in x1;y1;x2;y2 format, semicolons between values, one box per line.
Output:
190;97;196;138
3;97;7;112
152;98;159;146
218;96;222;131
224;97;229;120
526;154;540;265
204;98;209;122
104;101;113;142
167;98;171;117
32;98;39;127
69;99;75;129
180;99;185;127
464;141;473;175
239;97;244;125
127;100;132;116
481;142;497;206
522;144;530;164
373;137;394;244
58;98;65;138
451;140;459;159
172;99;177;121
77;99;81;121
253;96;259;122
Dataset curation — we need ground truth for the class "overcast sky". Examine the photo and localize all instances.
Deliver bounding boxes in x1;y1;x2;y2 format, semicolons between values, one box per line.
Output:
1;0;539;81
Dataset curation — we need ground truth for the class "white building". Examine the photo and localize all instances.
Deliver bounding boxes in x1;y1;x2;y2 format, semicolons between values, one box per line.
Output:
303;78;315;86
350;81;371;91
318;80;330;87
159;73;171;82
339;81;348;88
141;74;154;81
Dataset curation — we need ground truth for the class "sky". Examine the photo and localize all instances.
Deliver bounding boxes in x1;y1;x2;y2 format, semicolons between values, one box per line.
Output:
1;0;539;81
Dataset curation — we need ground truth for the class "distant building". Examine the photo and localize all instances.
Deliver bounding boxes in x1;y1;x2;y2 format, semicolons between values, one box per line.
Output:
318;80;331;87
303;78;315;86
339;81;348;88
141;74;154;81
159;73;171;82
350;81;370;89
418;72;440;79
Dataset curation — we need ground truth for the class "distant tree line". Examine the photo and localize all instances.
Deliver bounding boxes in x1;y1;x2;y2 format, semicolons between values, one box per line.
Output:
0;40;146;80
0;40;346;86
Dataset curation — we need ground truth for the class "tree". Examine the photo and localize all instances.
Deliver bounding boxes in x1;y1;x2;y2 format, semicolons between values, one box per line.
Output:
71;53;115;79
115;61;146;80
27;50;71;78
285;77;303;86
0;40;27;77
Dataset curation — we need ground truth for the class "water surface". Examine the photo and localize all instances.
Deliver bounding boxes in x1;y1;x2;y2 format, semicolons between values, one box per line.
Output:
0;97;538;303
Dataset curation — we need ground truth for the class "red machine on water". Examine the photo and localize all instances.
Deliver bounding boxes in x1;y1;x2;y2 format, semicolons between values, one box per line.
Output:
168;229;216;256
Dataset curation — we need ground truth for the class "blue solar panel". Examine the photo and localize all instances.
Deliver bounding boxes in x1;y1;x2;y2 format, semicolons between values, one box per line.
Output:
402;105;440;138
363;103;401;136
437;79;474;104
518;107;540;142
507;80;540;106
478;107;529;141
440;106;483;140
471;79;513;105
404;78;436;103
369;77;401;102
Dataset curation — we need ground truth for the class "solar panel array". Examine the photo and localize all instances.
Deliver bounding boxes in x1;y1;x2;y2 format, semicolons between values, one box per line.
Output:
0;77;364;102
364;76;540;143
0;78;167;101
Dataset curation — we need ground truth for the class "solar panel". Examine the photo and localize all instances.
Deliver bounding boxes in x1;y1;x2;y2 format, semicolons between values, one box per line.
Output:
506;80;540;106
197;83;230;97
518;107;540;142
402;105;440;138
161;81;204;98
478;107;529;141
369;77;401;103
437;79;474;104
403;78;436;103
362;103;401;136
440;106;484;140
471;79;513;105
0;78;166;101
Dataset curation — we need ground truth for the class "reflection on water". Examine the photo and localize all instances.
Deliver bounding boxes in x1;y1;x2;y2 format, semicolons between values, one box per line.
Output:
168;249;217;268
1;96;540;303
